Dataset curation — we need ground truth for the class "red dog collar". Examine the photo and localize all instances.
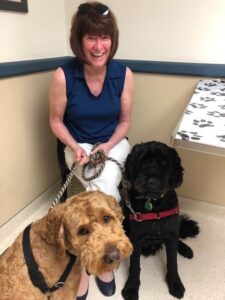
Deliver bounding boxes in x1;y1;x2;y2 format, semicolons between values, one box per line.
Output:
130;207;179;222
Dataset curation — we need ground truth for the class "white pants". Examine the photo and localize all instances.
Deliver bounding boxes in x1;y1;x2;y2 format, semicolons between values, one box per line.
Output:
64;138;130;202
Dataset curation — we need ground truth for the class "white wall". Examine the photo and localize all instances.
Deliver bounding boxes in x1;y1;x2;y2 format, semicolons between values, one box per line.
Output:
1;0;225;64
66;0;225;64
0;0;68;62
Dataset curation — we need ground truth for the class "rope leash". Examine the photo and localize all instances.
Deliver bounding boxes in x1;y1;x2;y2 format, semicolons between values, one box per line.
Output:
50;148;125;209
50;163;77;209
82;150;124;181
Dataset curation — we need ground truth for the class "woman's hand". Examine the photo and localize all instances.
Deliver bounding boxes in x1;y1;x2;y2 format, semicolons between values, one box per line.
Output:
73;146;89;166
90;143;112;157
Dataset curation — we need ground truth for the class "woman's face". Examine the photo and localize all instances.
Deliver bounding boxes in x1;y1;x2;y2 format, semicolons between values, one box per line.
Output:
82;34;112;68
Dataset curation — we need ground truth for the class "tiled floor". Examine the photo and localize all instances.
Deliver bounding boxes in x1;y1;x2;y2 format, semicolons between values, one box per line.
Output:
1;186;225;300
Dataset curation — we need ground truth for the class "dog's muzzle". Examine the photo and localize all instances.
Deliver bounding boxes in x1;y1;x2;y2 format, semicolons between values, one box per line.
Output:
103;247;120;264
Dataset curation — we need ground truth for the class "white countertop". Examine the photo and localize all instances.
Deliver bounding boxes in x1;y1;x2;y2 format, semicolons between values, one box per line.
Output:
172;79;225;156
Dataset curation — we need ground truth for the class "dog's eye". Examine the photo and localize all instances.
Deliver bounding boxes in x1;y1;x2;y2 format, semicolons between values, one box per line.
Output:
78;227;89;235
103;215;111;223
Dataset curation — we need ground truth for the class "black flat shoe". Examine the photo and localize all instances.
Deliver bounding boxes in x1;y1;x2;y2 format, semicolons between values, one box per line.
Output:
76;289;88;300
95;276;116;296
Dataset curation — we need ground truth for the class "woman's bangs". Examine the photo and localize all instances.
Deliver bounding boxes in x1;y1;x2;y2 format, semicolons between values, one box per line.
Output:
83;19;112;37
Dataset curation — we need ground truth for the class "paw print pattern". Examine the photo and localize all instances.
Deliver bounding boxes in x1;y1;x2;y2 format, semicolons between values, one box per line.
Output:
207;111;225;118
204;82;217;87
189;103;198;109
210;92;225;97
185;109;193;115
193;119;214;128
189;103;208;109
216;135;225;142
199;104;208;109
189;131;202;140
197;87;211;91
199;97;216;102
177;131;189;140
177;131;202;141
211;79;225;84
176;80;225;149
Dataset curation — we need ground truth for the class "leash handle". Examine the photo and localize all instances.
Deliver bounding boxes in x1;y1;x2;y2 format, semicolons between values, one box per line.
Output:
82;148;125;182
81;149;106;182
89;149;106;166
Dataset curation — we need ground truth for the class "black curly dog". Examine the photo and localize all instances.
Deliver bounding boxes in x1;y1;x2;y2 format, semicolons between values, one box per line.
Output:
121;141;199;300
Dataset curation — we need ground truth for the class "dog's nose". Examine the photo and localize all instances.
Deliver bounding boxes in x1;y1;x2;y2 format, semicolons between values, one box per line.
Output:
104;247;120;264
148;178;160;189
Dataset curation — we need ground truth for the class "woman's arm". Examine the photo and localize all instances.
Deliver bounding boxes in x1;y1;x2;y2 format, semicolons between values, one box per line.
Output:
92;67;133;156
49;67;89;165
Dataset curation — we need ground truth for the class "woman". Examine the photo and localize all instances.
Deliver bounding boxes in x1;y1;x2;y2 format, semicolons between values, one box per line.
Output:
49;2;133;299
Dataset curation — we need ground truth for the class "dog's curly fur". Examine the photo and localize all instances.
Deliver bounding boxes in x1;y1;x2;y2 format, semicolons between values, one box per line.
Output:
0;191;133;300
121;141;199;300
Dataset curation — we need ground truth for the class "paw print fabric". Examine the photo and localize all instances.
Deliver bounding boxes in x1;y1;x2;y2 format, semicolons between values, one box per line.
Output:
173;79;225;149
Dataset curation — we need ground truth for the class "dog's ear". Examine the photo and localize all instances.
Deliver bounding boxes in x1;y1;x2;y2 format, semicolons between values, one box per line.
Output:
107;195;124;222
44;204;67;256
169;147;184;188
125;143;143;184
57;223;67;256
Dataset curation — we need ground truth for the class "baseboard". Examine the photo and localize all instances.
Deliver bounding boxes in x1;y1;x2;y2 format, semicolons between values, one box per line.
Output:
179;195;225;215
0;180;60;254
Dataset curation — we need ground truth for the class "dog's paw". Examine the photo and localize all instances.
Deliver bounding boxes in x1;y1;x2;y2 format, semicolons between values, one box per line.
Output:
122;279;139;300
121;287;139;300
166;273;185;299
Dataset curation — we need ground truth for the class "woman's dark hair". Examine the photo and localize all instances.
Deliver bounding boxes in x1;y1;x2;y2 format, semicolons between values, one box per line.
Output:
70;2;119;63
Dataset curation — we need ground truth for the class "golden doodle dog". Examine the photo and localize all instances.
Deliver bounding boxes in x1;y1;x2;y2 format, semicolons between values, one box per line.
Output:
0;191;133;300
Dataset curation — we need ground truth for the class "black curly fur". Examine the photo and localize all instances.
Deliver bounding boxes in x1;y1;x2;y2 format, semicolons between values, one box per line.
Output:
179;215;200;239
137;214;199;259
121;141;200;300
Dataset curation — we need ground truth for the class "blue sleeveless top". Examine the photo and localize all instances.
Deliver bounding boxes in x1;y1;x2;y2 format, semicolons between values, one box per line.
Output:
61;58;126;144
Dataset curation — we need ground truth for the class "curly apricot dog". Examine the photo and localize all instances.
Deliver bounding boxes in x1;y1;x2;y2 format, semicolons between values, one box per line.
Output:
0;191;133;300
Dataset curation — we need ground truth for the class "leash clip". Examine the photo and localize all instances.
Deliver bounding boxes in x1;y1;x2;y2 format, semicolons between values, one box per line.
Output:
54;281;64;288
134;212;143;222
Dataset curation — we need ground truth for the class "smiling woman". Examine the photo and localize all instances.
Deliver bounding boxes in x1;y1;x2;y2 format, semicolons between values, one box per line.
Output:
49;2;133;299
0;0;28;13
